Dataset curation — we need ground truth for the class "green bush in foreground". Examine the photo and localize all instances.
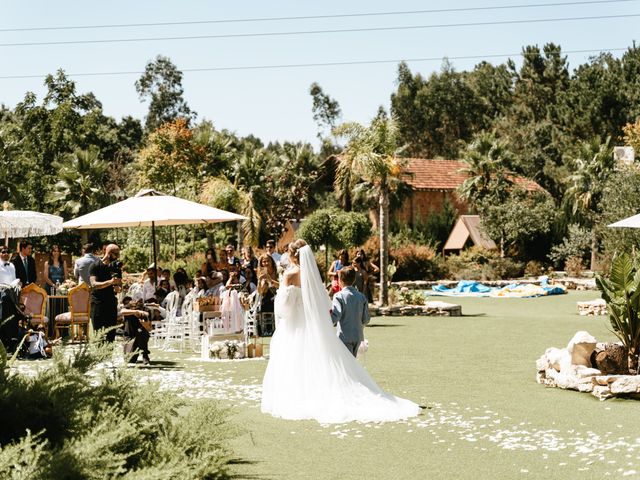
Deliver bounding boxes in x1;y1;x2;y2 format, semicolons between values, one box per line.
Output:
0;338;237;479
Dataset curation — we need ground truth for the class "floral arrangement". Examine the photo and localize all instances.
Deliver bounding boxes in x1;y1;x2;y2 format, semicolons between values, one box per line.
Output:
57;280;77;296
209;339;246;360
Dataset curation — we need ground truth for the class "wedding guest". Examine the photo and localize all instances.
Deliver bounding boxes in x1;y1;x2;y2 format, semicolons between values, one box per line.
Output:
243;267;257;294
0;246;20;287
201;248;218;277
43;245;68;295
265;239;281;264
204;271;225;297
0;246;25;353
161;268;176;290
155;279;170;304
12;240;37;287
224;244;242;270
241;246;258;273
142;265;157;302
195;276;208;297
74;243;99;285
257;253;279;315
173;270;190;314
328;250;349;295
356;249;379;302
351;257;367;294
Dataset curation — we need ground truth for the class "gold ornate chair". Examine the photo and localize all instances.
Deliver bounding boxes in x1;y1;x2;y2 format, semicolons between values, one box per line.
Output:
55;283;91;340
19;283;48;328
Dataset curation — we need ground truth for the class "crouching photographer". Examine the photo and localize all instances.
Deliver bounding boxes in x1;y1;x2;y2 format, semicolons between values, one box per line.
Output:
119;296;151;365
89;244;122;343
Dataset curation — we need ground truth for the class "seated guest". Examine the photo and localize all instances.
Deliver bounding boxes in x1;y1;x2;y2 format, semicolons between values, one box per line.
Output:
74;243;99;285
204;271;225;298
119;296;151;365
195;276;208;297
243;267;257;294
173;270;190;315
142;265;157;302
155;278;170;304
12;240;37;287
161;269;176;290
43;244;68;295
201;248;218;277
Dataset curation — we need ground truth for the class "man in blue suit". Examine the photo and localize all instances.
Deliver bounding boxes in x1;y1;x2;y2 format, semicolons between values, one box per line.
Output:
330;267;370;357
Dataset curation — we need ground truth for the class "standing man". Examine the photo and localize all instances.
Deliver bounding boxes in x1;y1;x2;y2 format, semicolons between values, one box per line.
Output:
12;240;36;287
0;246;20;288
265;239;281;265
74;243;99;285
89;244;121;342
0;246;26;352
225;244;242;270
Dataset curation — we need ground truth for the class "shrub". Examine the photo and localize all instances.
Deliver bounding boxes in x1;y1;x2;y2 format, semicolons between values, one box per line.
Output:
0;337;237;478
397;288;426;305
565;256;585;277
446;247;523;280
524;260;544;277
390;244;446;281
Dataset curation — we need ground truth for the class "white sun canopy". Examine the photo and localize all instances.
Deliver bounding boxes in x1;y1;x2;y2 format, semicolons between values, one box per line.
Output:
0;210;63;238
62;192;246;229
608;213;640;229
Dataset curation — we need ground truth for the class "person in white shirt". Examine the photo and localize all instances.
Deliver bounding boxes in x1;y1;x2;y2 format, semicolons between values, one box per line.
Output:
142;265;157;302
266;239;281;264
0;247;20;287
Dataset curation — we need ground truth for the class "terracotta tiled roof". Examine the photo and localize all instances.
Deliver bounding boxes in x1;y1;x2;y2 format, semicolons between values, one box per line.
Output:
403;158;544;193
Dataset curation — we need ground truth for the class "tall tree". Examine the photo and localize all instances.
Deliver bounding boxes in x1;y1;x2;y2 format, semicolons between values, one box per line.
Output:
135;56;195;132
334;117;405;305
563;137;615;269
47;147;110;217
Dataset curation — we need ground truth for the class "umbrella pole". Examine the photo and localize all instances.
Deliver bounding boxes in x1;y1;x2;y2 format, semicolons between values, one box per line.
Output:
151;221;158;289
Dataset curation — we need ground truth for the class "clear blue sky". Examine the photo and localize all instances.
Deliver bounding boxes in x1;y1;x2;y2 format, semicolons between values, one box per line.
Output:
2;1;638;147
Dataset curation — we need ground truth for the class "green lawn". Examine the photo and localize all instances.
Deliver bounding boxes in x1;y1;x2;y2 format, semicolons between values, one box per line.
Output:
18;290;637;479
134;290;640;480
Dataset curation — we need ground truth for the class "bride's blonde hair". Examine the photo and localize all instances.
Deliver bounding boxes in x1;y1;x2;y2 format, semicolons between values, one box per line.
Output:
288;239;307;260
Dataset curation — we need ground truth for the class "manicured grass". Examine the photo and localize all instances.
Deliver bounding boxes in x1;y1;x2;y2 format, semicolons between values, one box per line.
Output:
21;290;637;479
219;291;639;479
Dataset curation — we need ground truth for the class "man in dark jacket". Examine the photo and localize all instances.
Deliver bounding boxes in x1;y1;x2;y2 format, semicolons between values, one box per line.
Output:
11;240;36;287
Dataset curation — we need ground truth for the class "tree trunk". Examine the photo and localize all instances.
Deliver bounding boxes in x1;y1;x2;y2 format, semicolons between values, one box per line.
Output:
628;348;639;375
379;189;389;306
590;231;597;271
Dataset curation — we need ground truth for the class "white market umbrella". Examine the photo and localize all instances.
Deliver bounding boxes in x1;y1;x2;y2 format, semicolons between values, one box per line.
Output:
63;189;247;280
608;213;640;228
0;207;64;246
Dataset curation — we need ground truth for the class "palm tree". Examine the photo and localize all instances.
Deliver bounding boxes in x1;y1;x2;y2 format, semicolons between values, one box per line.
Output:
564;136;614;270
47;147;110;217
458;132;515;256
200;177;262;246
334;117;405;306
458;132;514;205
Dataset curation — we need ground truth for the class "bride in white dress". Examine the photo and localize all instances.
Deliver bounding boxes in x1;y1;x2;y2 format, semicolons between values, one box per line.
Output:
261;240;420;424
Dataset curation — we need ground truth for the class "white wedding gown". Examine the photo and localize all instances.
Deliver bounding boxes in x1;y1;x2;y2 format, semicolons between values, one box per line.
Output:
261;245;420;424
